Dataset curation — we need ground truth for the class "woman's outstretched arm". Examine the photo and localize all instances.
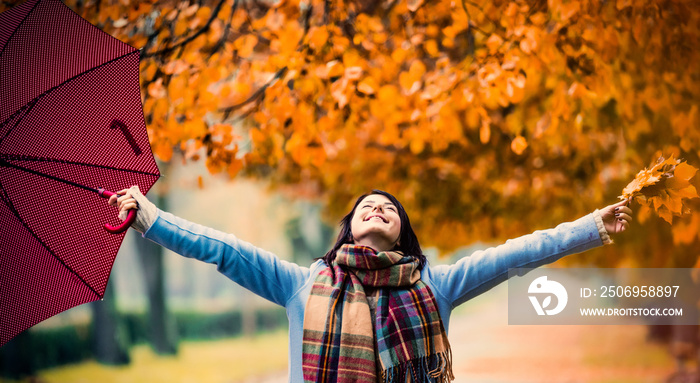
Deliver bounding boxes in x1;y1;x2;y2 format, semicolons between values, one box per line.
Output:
427;200;633;308
108;186;311;308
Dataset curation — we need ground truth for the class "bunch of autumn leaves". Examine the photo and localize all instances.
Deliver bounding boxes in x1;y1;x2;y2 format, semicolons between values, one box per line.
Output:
621;155;699;224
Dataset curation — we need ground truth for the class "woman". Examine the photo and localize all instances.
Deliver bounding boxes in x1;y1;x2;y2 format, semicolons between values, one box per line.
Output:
110;186;632;383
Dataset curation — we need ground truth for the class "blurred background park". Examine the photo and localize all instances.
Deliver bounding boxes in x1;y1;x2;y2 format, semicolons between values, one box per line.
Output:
1;0;700;381
1;159;694;383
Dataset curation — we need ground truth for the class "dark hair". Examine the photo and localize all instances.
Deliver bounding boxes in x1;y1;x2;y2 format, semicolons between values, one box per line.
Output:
321;189;426;268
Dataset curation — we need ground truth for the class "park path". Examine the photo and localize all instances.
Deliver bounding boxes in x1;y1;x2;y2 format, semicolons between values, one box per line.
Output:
242;283;675;383
446;284;674;383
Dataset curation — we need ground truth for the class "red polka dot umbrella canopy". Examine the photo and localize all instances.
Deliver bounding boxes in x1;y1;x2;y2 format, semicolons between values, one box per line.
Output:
0;0;160;346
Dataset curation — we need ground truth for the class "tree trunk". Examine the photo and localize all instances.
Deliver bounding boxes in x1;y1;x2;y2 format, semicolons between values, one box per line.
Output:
241;292;257;337
285;201;334;265
136;179;178;355
91;281;130;365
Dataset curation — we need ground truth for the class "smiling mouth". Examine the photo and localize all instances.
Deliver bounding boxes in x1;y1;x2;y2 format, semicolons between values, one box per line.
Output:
364;215;389;223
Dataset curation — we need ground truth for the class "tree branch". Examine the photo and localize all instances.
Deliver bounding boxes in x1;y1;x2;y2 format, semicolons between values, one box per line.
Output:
218;2;313;119
461;0;492;36
220;67;288;119
141;0;228;59
324;0;331;24
207;0;239;60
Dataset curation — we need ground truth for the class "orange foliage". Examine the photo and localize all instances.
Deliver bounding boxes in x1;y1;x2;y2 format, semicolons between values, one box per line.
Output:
620;155;699;224
4;0;699;266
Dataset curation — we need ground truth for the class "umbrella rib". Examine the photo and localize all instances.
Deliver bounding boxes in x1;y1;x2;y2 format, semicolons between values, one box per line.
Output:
0;154;160;178
0;184;9;206
0;0;42;62
0;98;39;144
0;158;100;193
0;49;139;144
0;182;103;299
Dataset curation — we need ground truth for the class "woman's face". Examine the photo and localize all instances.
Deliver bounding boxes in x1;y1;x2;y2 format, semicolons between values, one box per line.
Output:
350;194;402;251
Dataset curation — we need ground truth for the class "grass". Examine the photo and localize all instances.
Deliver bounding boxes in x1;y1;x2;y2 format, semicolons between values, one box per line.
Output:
2;330;288;383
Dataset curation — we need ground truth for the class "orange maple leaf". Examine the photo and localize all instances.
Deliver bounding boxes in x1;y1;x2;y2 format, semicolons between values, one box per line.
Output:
620;155;699;224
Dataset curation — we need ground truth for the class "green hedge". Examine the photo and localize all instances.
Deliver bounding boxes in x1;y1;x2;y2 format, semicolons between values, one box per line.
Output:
122;307;287;342
0;307;288;379
0;325;91;378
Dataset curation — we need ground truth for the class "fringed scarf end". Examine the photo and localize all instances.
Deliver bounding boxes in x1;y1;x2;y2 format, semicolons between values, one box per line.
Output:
381;351;454;383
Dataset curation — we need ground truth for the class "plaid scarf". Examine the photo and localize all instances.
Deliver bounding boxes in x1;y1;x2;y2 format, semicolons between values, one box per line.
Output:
302;244;454;383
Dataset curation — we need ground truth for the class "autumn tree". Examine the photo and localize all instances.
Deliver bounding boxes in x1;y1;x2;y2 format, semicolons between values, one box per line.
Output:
5;0;698;268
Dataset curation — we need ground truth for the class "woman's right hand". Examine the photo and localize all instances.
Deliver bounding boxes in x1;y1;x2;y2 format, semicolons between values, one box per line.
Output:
107;185;157;233
108;186;140;221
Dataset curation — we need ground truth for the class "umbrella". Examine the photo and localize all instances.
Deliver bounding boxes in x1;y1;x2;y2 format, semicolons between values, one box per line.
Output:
0;0;159;346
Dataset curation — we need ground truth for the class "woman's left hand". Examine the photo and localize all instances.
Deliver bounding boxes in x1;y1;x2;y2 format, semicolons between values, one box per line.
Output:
599;199;633;235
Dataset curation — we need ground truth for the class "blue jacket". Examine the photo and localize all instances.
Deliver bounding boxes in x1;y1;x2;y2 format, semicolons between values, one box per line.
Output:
143;210;606;382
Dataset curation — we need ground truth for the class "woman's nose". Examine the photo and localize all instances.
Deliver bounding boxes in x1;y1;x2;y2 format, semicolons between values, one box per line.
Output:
372;205;383;213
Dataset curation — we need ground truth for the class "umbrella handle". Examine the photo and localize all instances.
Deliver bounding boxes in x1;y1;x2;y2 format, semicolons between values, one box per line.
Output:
97;188;137;234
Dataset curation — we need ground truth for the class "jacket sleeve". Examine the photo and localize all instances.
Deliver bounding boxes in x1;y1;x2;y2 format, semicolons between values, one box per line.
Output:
429;212;605;308
142;210;310;307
